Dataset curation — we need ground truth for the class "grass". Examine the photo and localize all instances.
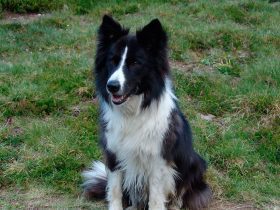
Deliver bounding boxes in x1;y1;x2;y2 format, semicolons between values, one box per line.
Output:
0;0;279;208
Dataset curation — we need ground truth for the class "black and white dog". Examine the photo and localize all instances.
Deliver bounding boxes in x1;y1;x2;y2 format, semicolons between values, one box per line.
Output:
82;15;211;210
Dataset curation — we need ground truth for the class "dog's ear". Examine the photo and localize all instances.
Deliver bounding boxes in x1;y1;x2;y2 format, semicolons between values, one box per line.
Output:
95;16;128;74
136;19;167;52
98;15;129;44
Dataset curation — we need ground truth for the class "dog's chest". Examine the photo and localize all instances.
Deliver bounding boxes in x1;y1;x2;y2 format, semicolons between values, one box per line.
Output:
105;109;168;163
103;97;173;171
101;88;176;204
104;107;172;201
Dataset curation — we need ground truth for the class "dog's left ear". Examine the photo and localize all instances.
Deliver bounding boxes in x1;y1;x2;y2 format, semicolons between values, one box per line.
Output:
136;19;167;52
98;15;129;44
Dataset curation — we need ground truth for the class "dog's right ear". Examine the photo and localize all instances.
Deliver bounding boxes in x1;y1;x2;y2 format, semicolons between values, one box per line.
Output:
136;19;167;53
98;15;129;44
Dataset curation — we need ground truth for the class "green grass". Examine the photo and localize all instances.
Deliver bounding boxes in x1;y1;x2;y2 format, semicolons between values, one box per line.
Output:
0;0;279;208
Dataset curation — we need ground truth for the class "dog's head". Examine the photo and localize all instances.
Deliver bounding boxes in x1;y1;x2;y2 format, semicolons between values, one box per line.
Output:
95;15;169;108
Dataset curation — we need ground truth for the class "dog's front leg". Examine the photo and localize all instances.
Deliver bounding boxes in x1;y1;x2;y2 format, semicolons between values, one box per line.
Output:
148;168;167;210
107;170;123;210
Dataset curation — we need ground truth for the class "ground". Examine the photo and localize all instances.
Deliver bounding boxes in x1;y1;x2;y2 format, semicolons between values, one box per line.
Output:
0;1;279;209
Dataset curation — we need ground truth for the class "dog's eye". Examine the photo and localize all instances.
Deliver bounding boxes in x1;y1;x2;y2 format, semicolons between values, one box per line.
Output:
127;59;139;67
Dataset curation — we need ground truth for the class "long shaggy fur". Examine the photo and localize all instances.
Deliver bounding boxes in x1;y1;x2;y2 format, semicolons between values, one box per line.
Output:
82;161;107;199
82;15;211;210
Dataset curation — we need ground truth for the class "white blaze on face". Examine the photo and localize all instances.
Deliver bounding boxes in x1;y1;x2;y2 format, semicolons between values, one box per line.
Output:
108;46;128;92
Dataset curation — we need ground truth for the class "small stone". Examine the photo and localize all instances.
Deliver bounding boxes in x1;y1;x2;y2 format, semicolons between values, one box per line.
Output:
200;113;215;121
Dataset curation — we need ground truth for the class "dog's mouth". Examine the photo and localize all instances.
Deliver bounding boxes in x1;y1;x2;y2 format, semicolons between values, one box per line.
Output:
110;86;139;105
111;94;129;105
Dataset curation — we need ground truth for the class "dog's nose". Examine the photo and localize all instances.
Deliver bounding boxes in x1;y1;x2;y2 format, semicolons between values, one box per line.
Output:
107;80;121;93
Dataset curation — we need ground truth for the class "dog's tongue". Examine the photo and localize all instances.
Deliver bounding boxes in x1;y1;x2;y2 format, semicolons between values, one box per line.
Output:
112;95;124;103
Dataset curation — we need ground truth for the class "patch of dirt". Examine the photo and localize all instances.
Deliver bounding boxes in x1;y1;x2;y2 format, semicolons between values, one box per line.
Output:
170;60;214;74
0;188;106;209
0;12;49;24
0;187;269;210
208;200;260;210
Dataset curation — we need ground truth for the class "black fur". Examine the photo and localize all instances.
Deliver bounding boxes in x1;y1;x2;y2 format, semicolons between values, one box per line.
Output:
82;177;107;200
101;131;120;172
163;109;211;209
94;15;168;109
95;15;129;104
83;15;211;209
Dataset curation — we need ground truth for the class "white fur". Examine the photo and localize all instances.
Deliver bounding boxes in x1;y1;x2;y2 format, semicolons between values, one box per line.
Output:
107;170;123;210
102;79;177;209
82;161;106;186
107;46;128;91
148;158;177;210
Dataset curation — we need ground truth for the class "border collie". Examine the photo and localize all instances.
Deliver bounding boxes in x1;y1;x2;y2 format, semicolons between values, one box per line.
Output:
82;15;211;210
